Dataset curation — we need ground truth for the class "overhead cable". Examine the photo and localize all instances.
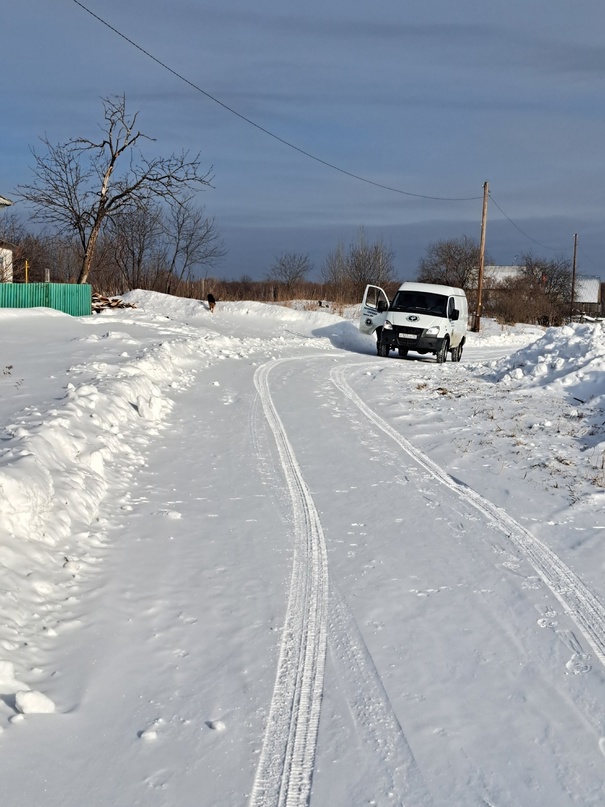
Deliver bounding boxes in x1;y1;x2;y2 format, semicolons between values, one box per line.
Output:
488;193;565;253
71;0;482;203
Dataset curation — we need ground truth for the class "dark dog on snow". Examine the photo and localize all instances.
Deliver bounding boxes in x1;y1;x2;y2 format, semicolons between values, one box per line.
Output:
207;293;216;313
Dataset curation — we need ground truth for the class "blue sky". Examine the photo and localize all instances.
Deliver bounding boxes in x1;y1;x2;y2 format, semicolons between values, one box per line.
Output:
2;0;605;281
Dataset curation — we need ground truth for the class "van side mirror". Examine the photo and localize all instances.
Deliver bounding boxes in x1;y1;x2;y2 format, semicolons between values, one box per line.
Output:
377;300;388;313
451;309;459;321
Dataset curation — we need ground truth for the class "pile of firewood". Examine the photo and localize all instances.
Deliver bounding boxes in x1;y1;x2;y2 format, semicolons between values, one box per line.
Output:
92;293;137;313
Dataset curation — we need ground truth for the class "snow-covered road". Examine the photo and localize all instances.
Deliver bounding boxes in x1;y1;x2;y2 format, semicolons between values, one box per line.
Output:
1;294;605;806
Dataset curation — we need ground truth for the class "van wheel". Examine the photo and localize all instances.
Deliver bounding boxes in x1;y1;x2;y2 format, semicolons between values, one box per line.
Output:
378;341;389;357
450;343;463;362
436;339;449;363
398;347;408;358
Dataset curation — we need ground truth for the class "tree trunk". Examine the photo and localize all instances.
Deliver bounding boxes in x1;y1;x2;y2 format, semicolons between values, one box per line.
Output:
77;223;102;284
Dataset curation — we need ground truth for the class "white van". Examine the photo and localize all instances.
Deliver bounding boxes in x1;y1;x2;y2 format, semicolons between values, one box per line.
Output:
360;282;468;362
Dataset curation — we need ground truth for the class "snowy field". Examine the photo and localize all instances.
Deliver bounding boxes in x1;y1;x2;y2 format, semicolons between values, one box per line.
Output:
1;291;605;806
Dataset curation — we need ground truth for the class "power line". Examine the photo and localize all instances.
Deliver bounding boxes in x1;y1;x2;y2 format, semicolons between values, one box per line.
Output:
577;244;599;274
490;194;602;273
71;0;482;203
488;193;566;253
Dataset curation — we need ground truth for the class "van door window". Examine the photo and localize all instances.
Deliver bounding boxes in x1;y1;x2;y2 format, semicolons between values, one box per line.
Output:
365;286;389;310
448;297;456;319
366;287;380;308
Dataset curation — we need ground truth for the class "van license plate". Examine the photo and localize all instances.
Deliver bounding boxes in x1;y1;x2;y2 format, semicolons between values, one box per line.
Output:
399;334;416;340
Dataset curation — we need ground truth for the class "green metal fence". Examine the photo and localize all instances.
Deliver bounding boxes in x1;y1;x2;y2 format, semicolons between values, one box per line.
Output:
0;283;92;316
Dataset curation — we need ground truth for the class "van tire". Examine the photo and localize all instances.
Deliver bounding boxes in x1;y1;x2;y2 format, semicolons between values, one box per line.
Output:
436;338;449;363
450;343;463;362
378;341;389;357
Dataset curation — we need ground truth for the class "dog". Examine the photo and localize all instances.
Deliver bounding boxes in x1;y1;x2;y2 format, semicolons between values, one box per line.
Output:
207;293;216;313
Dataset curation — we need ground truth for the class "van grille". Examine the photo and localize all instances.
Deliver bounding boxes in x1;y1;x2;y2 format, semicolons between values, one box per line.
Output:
395;326;423;338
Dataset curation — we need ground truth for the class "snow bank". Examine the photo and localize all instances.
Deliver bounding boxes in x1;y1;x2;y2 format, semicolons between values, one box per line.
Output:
15;689;56;715
489;321;605;407
466;318;543;346
121;291;345;327
0;340;189;547
121;290;372;354
0;310;261;694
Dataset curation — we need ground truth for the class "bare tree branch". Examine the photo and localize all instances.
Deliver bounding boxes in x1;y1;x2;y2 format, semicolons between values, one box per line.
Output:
417;235;491;292
18;94;214;284
321;227;396;299
265;251;312;295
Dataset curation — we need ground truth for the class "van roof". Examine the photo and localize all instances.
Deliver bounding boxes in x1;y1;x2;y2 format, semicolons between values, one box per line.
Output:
397;281;466;296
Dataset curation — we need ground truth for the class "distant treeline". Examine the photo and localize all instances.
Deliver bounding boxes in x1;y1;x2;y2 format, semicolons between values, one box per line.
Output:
1;217;596;325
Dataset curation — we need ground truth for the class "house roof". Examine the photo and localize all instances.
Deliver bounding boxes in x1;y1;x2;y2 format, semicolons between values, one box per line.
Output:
0;195;13;207
484;265;525;280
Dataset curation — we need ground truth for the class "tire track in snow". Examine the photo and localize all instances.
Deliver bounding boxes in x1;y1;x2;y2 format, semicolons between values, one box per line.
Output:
249;359;329;807
331;362;605;672
328;583;434;804
251;356;433;807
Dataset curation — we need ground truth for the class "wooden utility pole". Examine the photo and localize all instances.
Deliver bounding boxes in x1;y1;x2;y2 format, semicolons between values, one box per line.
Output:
570;233;578;321
472;180;489;332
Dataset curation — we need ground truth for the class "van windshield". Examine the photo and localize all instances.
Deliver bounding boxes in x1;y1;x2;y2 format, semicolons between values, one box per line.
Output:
390;291;447;317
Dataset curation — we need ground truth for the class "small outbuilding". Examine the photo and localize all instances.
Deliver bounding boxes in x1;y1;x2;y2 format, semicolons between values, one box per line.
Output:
573;276;601;317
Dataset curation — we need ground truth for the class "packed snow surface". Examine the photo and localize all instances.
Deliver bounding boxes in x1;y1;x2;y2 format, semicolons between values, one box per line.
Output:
1;292;605;806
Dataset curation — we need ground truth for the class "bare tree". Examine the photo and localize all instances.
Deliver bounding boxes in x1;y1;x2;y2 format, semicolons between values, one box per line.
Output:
107;203;165;290
417;235;491;292
486;254;573;326
320;242;348;300
518;253;573;325
161;196;225;295
106;195;225;294
266;251;312;296
18;94;214;284
520;253;573;305
322;228;396;301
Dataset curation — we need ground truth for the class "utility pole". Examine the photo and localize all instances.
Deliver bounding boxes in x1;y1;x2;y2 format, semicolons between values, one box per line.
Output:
472;180;489;332
570;233;578;321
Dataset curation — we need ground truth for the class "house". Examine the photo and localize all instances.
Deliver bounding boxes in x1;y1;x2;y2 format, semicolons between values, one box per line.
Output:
573;276;601;317
484;265;601;315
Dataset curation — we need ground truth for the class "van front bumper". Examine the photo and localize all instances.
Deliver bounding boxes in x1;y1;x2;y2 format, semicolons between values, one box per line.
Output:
382;328;446;353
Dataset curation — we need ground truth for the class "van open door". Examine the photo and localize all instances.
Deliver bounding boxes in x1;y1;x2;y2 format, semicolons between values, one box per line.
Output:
359;284;389;335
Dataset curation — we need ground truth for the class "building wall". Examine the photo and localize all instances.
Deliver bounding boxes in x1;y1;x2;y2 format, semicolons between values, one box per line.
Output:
0;248;13;282
574;277;601;304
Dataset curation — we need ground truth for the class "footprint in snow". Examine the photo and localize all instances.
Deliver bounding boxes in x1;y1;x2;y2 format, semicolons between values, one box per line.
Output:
536;605;558;629
138;717;165;740
155;510;182;520
558;630;592;674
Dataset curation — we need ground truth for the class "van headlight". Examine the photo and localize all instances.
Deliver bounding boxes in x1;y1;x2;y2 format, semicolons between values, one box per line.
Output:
425;326;440;336
384;320;393;330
